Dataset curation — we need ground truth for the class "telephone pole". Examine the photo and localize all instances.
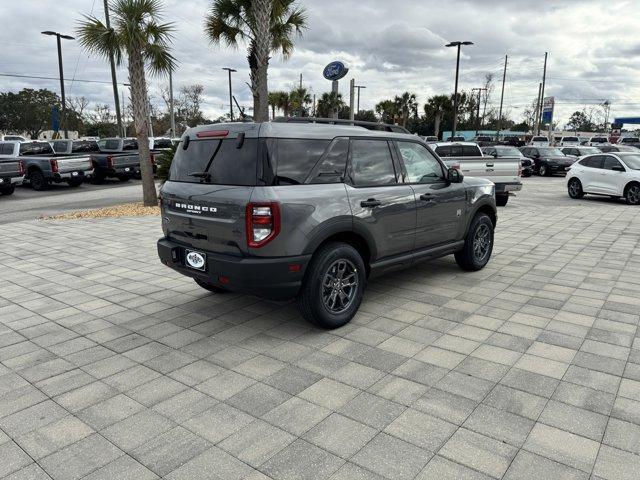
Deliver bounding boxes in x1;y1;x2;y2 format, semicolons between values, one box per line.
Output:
103;0;122;137
533;82;542;134
471;87;486;136
537;52;548;135
496;54;508;141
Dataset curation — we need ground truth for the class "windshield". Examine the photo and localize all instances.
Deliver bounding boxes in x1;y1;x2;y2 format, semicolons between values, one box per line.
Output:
496;147;522;157
538;148;565;156
590;137;608;143
563;137;579;142
620;138;640;143
152;138;173;149
619;154;640;169
532;137;547;142
72;141;100;153
617;145;639;152
579;147;601;155
19;142;54;155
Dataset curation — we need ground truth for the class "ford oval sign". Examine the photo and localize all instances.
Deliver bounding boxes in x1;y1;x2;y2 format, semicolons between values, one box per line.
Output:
323;61;348;81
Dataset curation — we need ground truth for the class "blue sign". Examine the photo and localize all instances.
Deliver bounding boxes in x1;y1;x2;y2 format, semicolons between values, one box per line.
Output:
323;61;348;81
51;106;60;132
541;96;554;125
541;110;553;124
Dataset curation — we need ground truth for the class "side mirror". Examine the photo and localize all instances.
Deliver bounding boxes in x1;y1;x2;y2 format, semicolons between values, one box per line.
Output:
612;165;625;172
491;152;498;158
448;167;464;183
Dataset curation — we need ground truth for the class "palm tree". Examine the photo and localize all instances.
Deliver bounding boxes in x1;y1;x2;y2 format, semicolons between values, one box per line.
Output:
205;0;306;122
268;91;281;119
424;94;452;138
77;0;175;206
394;92;418;127
289;86;311;117
375;99;397;124
316;92;343;118
276;91;291;117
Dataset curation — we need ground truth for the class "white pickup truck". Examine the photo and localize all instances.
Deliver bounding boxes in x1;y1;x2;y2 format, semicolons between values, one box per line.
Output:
430;141;522;206
0;141;93;190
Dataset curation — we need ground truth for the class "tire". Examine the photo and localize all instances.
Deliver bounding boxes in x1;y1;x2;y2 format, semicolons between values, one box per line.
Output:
194;278;228;293
29;170;47;191
495;194;509;207
0;185;15;196
625;183;640;205
539;164;549;177
567;178;584;199
68;178;83;188
455;213;494;271
91;171;105;184
522;169;532;178
297;242;366;329
117;175;130;182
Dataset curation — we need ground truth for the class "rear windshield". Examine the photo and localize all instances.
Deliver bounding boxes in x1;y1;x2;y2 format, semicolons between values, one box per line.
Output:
72;141;100;153
169;138;258;185
620;138;640;143
563;137;579;142
123;139;138;150
19;142;54;155
152;138;173;149
495;147;522;157
532;137;547;142
590;137;608;143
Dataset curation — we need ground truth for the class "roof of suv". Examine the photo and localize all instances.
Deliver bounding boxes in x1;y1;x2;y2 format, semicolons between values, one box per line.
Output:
430;141;479;148
185;122;419;141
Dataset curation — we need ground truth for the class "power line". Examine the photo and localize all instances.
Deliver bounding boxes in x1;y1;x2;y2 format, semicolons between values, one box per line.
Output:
0;73;128;86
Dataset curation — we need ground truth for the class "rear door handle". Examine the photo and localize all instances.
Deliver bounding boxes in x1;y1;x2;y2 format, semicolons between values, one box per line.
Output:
419;193;435;202
360;198;381;208
486;162;494;167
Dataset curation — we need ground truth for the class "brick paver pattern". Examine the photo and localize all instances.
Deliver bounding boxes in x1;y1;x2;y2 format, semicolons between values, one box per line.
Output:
1;177;640;479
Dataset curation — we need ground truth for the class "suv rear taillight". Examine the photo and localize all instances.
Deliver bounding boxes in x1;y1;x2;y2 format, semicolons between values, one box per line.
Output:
106;155;114;169
518;163;523;177
246;202;280;248
18;161;24;175
150;153;156;164
50;159;58;173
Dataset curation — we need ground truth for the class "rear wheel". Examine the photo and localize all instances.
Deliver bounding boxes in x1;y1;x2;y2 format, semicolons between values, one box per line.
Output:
117;175;130;182
625;183;640;205
68;178;83;188
297;242;366;329
455;213;494;271
0;185;15;196
29;170;47;191
567;178;584;199
91;171;105;184
194;278;228;293
539;164;549;177
496;194;509;207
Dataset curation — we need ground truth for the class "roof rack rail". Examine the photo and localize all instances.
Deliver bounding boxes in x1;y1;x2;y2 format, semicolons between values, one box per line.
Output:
272;116;410;134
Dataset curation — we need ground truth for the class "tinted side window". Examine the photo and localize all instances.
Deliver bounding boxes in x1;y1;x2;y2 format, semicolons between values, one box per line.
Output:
396;142;444;183
462;145;481;156
272;139;329;185
349;139;396;186
580;156;603;168
307;138;348;184
434;146;452;157
104;139;120;150
0;143;14;155
52;141;66;153
603;156;623;170
169;138;258;185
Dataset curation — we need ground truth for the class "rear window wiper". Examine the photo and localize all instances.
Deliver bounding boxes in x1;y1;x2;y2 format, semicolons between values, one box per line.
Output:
189;171;211;181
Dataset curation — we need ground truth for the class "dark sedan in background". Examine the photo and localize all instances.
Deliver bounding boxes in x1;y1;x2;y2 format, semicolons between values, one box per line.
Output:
520;146;577;176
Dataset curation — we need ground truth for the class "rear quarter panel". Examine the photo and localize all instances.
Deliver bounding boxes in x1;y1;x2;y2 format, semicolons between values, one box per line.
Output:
442;156;520;184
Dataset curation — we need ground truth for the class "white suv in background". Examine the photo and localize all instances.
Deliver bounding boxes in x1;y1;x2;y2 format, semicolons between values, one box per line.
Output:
529;136;549;146
567;152;640;204
587;136;609;146
559;136;581;146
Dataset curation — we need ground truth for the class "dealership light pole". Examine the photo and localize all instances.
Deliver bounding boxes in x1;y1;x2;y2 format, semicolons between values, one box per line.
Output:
41;31;74;139
355;85;366;115
169;69;175;137
446;41;473;138
222;68;236;121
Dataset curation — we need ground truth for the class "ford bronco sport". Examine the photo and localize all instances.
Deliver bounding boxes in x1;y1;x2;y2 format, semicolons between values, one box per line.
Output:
157;120;497;329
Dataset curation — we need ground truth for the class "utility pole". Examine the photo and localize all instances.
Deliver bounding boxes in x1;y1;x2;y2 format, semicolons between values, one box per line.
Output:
537;52;548;135
534;82;542;135
355;85;366;116
312;94;316;117
41;31;74;139
349;79;355;121
103;0;122;137
496;54;508;141
446;41;474;138
169;69;175;137
471;87;486;136
223;68;236;121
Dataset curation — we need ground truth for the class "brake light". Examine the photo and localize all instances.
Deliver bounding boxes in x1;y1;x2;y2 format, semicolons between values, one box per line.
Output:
246;202;280;248
196;130;229;138
18;161;24;175
150;153;156;164
106;155;114;169
518;163;523;177
50;159;58;173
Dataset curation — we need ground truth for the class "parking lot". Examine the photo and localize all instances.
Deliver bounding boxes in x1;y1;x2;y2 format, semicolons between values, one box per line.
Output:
1;176;640;480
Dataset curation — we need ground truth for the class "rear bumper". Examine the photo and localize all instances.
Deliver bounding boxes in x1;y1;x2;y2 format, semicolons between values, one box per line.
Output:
157;237;311;301
95;165;140;177
0;176;24;185
495;182;522;194
52;170;92;182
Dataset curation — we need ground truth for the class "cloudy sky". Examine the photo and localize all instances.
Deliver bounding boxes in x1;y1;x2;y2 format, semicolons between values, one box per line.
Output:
2;0;639;129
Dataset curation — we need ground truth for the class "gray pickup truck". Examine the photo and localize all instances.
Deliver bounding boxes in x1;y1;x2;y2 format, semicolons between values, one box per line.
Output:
0;141;93;190
431;141;522;206
90;137;141;183
157;120;497;329
0;156;24;196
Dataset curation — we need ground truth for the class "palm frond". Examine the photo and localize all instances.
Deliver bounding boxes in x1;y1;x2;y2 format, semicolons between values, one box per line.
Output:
76;15;123;65
143;42;176;76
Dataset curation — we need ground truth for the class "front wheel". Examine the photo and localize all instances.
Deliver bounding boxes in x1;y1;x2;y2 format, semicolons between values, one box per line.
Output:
625;183;640;205
539;164;549;177
297;242;366;329
568;178;584;199
496;194;509;207
455;213;494;271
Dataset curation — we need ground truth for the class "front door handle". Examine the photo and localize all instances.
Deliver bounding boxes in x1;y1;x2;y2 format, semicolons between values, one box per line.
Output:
360;198;382;208
485;162;495;167
419;193;435;202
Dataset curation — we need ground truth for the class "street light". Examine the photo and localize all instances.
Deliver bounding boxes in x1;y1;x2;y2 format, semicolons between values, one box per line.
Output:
355;85;366;115
445;40;473;138
222;68;237;121
42;31;74;139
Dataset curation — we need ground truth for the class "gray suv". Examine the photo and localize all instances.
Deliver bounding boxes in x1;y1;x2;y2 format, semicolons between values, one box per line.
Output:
157;121;497;328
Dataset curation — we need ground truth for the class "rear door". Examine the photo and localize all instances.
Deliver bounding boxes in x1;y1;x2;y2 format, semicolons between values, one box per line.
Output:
395;140;466;249
345;138;416;261
580;155;604;192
